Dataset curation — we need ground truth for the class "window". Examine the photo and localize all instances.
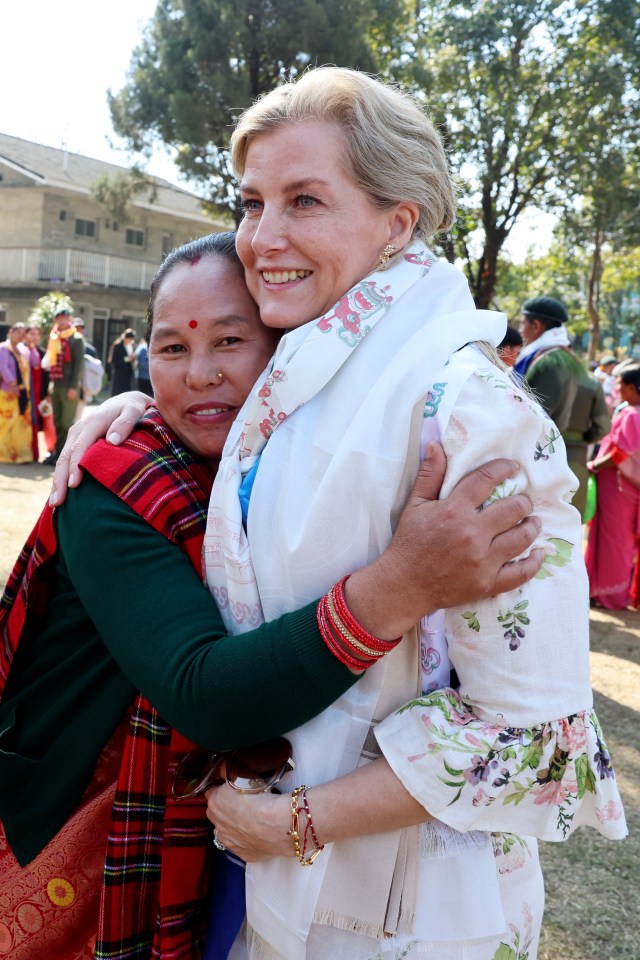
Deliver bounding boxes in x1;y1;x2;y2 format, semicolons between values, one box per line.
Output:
126;228;145;247
75;218;96;238
59;210;67;221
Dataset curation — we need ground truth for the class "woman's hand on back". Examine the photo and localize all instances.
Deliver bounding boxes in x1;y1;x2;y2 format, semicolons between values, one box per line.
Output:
345;442;544;639
49;391;150;506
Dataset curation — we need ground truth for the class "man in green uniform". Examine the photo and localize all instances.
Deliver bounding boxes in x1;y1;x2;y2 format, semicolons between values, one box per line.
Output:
515;295;582;433
42;307;85;465
515;295;611;516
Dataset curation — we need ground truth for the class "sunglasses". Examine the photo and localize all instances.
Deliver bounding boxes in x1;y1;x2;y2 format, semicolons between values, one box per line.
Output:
171;736;294;800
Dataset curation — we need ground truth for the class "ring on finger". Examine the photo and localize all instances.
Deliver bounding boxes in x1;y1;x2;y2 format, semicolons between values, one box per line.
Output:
212;828;226;851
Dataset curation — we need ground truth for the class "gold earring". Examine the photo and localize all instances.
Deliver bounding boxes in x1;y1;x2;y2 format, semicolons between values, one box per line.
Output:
378;244;396;270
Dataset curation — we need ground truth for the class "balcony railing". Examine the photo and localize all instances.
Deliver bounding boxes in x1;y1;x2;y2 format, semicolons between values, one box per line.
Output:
0;247;160;291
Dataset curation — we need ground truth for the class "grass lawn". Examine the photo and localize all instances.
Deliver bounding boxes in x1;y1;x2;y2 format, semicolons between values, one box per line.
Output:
538;608;639;960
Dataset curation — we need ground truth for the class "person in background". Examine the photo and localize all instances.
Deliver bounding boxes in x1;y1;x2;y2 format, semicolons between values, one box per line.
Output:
135;336;153;396
515;295;582;432
26;324;55;458
0;233;541;960
562;366;611;518
24;325;45;461
72;318;105;419
0;323;32;463
497;324;523;367
585;362;640;609
593;354;619;414
42;307;84;465
73;317;97;357
108;328;136;396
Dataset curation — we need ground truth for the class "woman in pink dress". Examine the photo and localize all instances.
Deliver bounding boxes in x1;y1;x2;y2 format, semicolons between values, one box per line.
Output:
585;362;640;609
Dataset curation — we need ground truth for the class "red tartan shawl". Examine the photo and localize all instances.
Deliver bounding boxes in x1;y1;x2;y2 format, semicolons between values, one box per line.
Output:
0;407;217;960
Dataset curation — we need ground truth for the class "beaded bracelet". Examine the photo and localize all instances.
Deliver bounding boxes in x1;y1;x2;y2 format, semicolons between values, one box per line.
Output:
288;786;325;866
317;575;402;670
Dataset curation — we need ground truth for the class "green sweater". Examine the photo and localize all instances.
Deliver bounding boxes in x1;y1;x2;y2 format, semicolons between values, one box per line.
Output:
0;475;356;864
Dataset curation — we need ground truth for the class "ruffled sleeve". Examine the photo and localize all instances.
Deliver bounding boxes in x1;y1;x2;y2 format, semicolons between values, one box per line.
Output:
376;686;626;841
375;360;627;843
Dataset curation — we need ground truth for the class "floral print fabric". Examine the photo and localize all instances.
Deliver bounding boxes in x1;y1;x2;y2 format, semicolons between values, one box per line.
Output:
376;356;627;844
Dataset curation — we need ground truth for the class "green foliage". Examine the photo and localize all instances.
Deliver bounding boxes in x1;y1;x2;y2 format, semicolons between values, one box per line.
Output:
496;237;640;349
91;169;158;226
109;0;640;317
108;0;414;219
400;0;640;308
601;246;640;347
28;293;75;339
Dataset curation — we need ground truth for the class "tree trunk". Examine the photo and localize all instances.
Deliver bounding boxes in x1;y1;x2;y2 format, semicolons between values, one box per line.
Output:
587;229;603;361
468;212;509;308
473;239;500;309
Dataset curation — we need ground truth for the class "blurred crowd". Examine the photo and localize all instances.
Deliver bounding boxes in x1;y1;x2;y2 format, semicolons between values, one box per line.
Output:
499;295;640;612
3;292;639;612
0;312;151;467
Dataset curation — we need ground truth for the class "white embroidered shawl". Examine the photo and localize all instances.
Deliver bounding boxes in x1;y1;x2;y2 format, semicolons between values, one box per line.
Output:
204;244;506;957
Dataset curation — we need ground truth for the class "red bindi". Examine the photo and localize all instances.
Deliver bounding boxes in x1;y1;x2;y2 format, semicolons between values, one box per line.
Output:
188;319;198;329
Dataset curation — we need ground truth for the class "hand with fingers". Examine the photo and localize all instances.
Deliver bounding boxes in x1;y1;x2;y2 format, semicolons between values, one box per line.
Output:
49;391;150;506
345;442;543;637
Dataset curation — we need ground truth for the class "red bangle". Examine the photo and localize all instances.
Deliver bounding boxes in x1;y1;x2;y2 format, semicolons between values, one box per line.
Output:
332;576;401;651
316;576;402;670
610;444;629;466
317;595;373;670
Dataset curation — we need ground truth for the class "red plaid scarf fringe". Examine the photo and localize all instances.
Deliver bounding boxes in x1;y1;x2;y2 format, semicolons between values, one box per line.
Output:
49;328;73;380
0;407;217;960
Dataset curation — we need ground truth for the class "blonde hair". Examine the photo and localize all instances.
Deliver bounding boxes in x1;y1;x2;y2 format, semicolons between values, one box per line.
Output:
231;67;456;241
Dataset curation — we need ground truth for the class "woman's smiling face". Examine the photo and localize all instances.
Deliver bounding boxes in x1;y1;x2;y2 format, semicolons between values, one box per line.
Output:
149;255;280;463
236;120;417;330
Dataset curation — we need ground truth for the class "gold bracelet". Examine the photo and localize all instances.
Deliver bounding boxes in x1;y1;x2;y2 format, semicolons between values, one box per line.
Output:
288;786;324;866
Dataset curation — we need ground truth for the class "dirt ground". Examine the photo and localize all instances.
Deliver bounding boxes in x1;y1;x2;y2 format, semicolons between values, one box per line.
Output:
0;460;638;959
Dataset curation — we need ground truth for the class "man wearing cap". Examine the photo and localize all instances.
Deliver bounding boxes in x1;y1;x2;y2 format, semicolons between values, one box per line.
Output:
73;317;97;358
42;307;85;464
515;296;611;516
515;295;583;433
562;366;611;517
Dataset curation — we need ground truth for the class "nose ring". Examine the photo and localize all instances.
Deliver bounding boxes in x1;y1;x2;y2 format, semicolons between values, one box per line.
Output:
216;371;223;382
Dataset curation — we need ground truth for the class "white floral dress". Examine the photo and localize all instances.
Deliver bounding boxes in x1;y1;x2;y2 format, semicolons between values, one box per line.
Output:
373;350;627;959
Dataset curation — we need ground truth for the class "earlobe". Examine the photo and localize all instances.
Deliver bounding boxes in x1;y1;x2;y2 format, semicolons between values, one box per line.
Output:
388;202;420;248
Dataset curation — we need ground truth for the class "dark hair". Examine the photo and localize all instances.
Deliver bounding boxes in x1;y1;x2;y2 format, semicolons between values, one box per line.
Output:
146;232;242;341
499;326;523;349
618;363;640;392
